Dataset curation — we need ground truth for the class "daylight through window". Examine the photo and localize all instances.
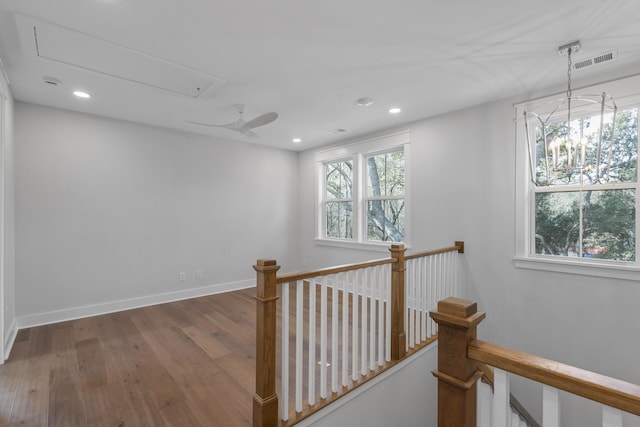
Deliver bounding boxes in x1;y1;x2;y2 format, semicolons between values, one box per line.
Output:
316;132;409;247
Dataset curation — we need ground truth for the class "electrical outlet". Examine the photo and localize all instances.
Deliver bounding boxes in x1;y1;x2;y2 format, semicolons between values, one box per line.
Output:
178;272;186;282
195;270;203;279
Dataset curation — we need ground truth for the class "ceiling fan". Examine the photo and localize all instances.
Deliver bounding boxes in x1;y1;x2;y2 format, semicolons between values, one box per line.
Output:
187;104;278;138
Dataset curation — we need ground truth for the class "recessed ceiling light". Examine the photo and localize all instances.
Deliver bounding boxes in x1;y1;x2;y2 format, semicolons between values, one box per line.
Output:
73;90;91;98
389;107;402;114
292;138;302;143
355;97;374;107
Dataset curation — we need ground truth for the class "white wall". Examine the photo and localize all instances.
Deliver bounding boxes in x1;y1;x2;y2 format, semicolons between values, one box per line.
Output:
304;343;438;427
299;68;640;426
0;64;16;360
15;102;300;325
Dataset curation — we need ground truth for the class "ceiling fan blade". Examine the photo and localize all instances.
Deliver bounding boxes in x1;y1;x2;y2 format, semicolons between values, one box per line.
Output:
186;120;238;129
243;130;259;138
241;112;278;130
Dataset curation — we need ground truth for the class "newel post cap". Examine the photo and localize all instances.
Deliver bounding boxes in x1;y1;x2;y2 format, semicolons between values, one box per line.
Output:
253;259;281;273
430;297;485;330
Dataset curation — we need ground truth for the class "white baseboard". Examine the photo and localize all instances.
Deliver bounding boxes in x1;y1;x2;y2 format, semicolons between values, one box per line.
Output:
16;279;255;330
3;317;17;361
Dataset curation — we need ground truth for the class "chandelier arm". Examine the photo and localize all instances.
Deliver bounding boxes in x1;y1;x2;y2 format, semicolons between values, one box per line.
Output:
541;117;550;185
606;104;618;182
524;112;537;184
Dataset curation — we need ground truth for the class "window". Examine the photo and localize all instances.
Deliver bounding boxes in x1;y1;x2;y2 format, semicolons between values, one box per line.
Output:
316;132;409;249
515;75;640;278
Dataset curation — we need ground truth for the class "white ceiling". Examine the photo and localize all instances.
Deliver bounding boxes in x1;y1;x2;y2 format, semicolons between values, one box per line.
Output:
1;0;639;151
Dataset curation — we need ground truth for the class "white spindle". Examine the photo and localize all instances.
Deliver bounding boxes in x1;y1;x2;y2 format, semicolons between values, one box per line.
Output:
377;265;384;366
360;268;368;375
419;257;426;342
385;264;391;362
493;368;511;427
295;281;303;413
477;380;492;427
308;280;316;405
408;259;415;350
411;261;422;346
542;385;559;427
428;255;434;337
369;267;376;370
281;283;289;420
352;269;359;381
331;274;338;392
341;271;349;387
603;406;623;427
320;276;328;398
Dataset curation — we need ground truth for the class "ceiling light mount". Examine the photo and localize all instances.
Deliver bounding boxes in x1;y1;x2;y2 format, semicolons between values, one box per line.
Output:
558;40;581;56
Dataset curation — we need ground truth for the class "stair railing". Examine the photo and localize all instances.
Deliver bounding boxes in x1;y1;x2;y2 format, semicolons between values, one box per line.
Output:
430;298;640;427
253;242;464;427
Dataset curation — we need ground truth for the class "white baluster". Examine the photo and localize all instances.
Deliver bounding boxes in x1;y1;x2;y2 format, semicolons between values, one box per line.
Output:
281;282;289;420
369;267;376;371
331;274;338;392
477;380;492;427
352;269;360;381
308;280;316;405
295;280;303;413
377;265;384;366
602;406;623;427
543;385;559;427
428;256;434;337
320;276;328;398
493;368;511;427
385;264;391;362
341;271;349;387
420;257;426;342
361;268;368;375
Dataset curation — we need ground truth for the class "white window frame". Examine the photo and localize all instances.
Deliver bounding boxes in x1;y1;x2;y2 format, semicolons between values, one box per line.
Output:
514;74;640;280
315;131;411;252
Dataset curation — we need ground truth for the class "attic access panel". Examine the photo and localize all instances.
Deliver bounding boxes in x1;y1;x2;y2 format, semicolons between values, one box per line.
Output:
16;14;225;98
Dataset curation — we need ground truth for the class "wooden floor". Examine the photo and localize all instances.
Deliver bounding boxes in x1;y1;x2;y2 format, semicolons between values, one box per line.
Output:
0;288;258;427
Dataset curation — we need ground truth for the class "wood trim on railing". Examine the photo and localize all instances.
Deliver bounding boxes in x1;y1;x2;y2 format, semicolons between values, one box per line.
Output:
276;257;395;285
468;339;640;417
405;242;464;260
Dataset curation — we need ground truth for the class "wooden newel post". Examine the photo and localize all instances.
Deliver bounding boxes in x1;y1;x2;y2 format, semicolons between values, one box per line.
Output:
389;244;406;361
253;259;281;427
430;298;485;427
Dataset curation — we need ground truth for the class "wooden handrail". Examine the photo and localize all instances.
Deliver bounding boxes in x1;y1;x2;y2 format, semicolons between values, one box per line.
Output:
468;339;640;417
405;241;464;260
276;257;395;285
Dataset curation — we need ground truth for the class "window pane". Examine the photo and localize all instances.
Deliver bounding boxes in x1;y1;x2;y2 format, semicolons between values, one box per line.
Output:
535;192;580;256
367;151;404;197
582;189;635;261
535;190;636;261
366;199;404;242
326;161;352;200
326;201;352;239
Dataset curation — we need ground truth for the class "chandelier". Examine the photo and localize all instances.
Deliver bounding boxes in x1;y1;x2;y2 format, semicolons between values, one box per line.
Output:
523;41;617;186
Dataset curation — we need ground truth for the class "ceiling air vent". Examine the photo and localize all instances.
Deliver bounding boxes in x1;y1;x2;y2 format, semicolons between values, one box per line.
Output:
573;50;617;71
